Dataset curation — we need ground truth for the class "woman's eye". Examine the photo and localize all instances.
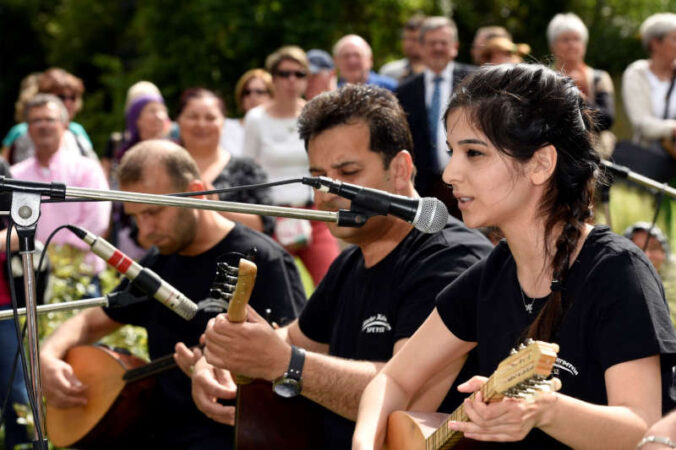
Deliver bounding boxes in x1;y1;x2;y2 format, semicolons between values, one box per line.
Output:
467;149;483;157
446;147;453;157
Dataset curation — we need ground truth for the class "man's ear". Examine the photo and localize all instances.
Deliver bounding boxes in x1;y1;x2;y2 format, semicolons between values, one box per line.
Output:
390;150;415;193
528;145;557;186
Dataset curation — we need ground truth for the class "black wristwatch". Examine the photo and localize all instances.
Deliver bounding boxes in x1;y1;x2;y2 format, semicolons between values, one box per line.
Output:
272;345;305;398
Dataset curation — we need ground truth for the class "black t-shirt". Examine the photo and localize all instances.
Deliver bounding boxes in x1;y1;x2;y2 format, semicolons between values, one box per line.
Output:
298;217;492;450
437;226;676;449
103;224;306;449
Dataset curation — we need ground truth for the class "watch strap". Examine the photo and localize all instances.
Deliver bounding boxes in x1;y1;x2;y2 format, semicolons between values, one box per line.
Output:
286;345;306;381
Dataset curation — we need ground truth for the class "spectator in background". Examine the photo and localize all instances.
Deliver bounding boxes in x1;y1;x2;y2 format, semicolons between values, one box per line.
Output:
396;16;474;217
333;34;397;91
548;13;615;158
2;68;97;165
104;81;173;259
306;49;336;100
244;46;340;286
479;35;531;65
470;25;511;65
622;13;676;155
11;94;110;278
624;222;670;272
223;69;274;156
379;14;426;82
177;87;274;235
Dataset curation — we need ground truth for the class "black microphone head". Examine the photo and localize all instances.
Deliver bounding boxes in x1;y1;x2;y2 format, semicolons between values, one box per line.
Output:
412;197;448;233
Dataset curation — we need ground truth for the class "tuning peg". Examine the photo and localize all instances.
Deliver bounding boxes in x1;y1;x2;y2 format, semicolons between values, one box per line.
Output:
525;338;534;345
518;343;526;350
217;262;239;276
510;348;518;355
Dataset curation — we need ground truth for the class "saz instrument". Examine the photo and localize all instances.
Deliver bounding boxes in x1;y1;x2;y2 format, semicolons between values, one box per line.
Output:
45;257;257;449
385;340;561;450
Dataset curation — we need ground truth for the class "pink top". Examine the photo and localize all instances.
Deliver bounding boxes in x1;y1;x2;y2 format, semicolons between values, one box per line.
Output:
11;147;111;274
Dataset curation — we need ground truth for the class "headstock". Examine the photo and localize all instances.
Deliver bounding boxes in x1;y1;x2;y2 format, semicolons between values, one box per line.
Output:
210;255;258;324
492;339;560;399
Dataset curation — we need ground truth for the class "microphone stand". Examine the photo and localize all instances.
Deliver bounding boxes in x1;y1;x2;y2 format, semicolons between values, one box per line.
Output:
9;191;48;450
602;159;676;200
0;176;373;447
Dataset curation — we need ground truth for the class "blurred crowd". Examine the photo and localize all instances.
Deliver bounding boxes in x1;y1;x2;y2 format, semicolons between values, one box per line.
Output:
0;10;675;448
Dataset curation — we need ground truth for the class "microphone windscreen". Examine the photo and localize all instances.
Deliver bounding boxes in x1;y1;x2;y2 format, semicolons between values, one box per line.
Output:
413;197;448;233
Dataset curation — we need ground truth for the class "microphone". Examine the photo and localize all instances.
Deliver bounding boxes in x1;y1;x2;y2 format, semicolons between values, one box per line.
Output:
66;225;198;320
302;176;448;233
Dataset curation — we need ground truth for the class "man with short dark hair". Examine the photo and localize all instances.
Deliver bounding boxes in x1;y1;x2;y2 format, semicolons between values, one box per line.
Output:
379;14;426;82
11;94;110;275
396;16;475;215
198;85;492;449
39;140;306;449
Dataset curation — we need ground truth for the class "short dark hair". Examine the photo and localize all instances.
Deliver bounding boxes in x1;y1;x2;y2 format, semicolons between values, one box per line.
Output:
117;139;201;191
298;84;413;168
177;87;226;118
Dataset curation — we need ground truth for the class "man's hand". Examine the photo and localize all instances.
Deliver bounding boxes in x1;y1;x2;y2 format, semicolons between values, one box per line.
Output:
204;305;290;381
174;342;204;377
191;357;237;425
40;354;88;408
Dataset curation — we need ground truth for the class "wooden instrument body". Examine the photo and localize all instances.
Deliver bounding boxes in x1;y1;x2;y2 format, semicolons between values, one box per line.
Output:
384;340;560;450
234;379;324;450
46;345;156;449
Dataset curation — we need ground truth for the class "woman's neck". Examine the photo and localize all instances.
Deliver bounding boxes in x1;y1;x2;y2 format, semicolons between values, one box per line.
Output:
191;149;230;183
650;57;675;80
267;97;305;118
504;220;593;298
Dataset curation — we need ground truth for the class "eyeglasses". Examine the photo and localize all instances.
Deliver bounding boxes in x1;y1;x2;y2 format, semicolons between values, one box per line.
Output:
58;94;78;102
28;117;58;125
242;88;269;97
275;70;307;79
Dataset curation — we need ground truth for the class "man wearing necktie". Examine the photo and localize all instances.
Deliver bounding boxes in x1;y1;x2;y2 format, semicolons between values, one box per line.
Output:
396;16;475;217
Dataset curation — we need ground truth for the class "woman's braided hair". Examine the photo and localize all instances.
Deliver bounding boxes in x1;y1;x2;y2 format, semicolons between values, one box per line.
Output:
444;64;600;341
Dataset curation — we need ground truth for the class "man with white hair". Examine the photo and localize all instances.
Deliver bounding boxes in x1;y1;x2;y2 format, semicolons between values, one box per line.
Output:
10;93;110;276
333;34;397;91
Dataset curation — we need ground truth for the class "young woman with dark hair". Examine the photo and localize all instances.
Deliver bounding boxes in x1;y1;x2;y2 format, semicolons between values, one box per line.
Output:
353;64;676;449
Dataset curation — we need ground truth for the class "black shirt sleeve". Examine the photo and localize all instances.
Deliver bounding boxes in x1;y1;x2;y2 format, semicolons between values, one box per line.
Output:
589;250;676;371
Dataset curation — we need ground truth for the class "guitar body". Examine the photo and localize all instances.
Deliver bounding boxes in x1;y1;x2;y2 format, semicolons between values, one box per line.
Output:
234;379;324;450
386;411;493;450
46;345;156;449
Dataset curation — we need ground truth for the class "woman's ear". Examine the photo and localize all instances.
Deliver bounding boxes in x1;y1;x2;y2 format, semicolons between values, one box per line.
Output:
390;150;414;193
528;145;557;186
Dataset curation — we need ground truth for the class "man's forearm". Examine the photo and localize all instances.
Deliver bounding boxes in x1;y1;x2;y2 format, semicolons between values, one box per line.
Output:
300;351;384;421
41;308;121;359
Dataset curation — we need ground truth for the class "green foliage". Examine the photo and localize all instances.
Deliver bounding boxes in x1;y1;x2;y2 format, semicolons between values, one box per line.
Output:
1;0;676;153
40;245;148;360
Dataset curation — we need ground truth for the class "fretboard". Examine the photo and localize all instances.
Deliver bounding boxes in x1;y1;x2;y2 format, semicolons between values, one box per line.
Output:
123;354;178;383
425;377;499;450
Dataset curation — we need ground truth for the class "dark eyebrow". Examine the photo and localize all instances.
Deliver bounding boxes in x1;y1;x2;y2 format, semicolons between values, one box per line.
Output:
458;139;488;146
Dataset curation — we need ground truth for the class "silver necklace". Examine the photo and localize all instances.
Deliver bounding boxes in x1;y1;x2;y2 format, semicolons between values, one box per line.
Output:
520;288;535;314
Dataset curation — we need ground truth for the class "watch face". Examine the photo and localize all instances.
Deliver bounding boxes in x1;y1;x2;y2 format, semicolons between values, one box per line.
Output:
273;378;301;398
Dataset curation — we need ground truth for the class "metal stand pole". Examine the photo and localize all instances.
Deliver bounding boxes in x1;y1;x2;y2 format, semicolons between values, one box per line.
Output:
10;191;48;450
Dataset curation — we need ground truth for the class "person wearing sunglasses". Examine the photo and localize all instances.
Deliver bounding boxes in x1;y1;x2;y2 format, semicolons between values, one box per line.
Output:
243;46;340;287
2;67;98;165
221;69;274;157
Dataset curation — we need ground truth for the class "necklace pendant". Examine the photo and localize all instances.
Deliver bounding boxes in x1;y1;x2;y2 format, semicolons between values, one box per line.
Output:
525;303;533;314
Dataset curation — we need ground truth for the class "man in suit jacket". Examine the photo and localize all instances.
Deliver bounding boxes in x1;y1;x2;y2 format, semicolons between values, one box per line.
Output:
396;16;474;215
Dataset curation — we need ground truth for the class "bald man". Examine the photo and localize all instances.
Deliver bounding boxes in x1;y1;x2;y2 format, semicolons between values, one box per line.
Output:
333;34;397;91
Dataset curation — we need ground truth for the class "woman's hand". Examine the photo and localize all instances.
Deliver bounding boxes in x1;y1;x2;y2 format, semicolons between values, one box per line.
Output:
447;375;556;442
